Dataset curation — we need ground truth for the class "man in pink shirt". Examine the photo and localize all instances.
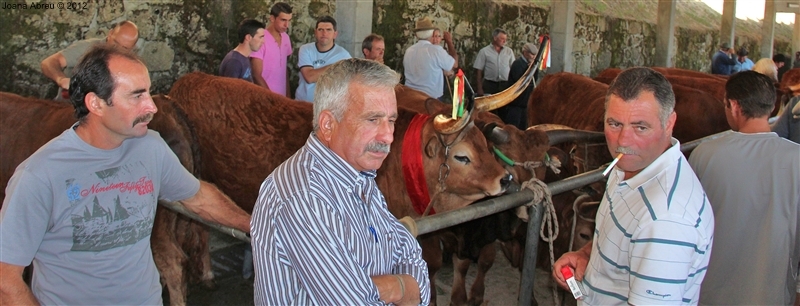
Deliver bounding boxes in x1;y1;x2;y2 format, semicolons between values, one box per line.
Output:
250;2;293;97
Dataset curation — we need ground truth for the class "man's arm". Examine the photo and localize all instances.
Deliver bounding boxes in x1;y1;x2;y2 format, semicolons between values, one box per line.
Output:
178;181;250;233
443;31;458;69
299;65;330;84
0;262;39;305
370;274;421;306
475;69;485;96
552;240;592;290
249;58;271;89
40;52;69;90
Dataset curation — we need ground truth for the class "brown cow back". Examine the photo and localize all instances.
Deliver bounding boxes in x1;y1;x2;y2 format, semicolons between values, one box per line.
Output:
169;73;314;213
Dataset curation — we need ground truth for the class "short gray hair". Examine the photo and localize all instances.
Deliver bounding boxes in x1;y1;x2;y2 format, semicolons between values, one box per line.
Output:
492;28;507;38
313;58;400;131
605;67;675;127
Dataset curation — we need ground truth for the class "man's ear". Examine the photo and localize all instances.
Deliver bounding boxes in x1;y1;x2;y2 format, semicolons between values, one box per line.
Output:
85;92;104;116
362;48;369;57
317;110;336;142
665;111;677;135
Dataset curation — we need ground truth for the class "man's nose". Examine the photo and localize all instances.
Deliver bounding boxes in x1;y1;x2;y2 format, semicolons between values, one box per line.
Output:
143;95;158;114
616;127;634;146
376;120;394;144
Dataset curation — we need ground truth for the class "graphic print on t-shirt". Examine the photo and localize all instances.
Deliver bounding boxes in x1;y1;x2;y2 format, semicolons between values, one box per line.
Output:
66;163;156;252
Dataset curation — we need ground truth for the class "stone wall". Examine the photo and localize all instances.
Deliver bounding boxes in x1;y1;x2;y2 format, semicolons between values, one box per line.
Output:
0;0;793;99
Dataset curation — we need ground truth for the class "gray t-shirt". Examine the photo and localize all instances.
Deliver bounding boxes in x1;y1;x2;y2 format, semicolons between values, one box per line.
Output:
689;131;800;305
0;125;200;305
60;38;104;77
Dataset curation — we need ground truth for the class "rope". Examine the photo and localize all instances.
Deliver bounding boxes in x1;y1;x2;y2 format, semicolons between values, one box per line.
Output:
518;176;559;306
568;194;592;252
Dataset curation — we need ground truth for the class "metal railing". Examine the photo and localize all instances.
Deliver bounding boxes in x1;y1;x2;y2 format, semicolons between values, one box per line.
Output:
157;128;733;306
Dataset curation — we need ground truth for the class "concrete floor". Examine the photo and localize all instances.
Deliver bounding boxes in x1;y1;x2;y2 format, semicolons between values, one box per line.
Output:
175;230;575;306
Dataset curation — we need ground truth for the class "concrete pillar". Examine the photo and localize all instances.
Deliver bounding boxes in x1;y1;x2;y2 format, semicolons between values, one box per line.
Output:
794;14;799;66
655;0;677;67
549;0;576;73
760;0;777;59
334;0;373;58
720;0;736;47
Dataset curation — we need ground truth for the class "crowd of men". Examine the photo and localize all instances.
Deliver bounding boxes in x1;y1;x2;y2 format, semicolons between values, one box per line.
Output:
2;3;799;305
712;41;794;82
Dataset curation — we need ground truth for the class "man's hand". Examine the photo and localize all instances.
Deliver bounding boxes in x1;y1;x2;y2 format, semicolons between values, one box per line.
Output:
57;77;70;90
551;241;592;290
371;274;421;306
443;31;453;43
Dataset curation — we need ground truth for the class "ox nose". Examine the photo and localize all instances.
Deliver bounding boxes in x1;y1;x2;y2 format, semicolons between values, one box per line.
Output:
500;172;513;191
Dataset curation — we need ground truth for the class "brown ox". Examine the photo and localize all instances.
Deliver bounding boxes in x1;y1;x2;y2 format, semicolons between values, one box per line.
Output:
529;72;728;146
168;73;518;305
596;67;726;102
0;93;211;305
396;85;606;305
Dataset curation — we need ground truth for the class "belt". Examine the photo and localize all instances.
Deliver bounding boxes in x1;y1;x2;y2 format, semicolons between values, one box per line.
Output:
483;80;502;84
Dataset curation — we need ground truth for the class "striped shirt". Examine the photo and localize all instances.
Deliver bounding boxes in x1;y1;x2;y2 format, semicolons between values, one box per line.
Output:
582;138;714;306
251;133;430;305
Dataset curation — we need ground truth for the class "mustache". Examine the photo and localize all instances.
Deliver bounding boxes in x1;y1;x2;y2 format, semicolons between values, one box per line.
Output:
365;141;390;154
616;147;635;155
132;113;154;127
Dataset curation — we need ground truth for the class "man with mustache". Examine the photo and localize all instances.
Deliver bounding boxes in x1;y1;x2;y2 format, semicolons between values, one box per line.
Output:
0;45;251;305
552;67;714;305
251;58;429;305
689;71;800;305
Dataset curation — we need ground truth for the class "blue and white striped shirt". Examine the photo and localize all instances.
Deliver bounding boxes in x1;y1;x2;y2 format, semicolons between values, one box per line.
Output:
251;133;430;305
581;138;714;306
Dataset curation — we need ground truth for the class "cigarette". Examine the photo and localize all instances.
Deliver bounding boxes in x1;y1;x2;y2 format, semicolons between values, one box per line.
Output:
603;153;624;177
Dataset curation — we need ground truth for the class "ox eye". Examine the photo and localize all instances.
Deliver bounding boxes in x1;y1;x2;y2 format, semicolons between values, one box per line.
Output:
453;155;470;164
580;233;592;241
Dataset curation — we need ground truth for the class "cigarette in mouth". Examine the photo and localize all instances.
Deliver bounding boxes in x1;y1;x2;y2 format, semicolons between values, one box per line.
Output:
603;153;624;177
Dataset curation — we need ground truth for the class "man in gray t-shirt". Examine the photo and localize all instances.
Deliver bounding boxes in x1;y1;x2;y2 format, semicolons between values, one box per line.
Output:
40;21;139;100
1;45;251;305
689;71;800;305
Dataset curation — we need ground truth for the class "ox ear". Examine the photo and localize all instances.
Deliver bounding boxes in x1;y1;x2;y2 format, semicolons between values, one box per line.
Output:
577;200;600;221
424;98;447;115
424;136;438;158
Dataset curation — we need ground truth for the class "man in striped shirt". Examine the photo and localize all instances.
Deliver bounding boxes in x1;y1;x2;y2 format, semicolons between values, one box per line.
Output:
251;58;429;305
552;67;714;305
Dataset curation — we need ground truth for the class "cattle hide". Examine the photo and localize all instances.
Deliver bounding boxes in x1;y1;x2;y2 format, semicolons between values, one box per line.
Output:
168;73;313;213
0;92;209;306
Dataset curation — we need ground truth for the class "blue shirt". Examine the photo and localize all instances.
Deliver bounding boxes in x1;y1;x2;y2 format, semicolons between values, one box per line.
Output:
295;43;352;102
251;133;430;305
218;50;253;82
711;50;737;75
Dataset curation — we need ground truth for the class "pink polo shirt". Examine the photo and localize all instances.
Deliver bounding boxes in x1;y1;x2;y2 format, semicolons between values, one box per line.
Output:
251;32;292;96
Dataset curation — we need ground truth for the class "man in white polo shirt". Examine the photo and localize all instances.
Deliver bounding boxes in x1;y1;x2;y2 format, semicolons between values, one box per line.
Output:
552;67;714;305
403;17;458;101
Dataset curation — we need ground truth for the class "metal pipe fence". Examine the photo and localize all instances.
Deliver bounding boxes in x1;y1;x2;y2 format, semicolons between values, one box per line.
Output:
156;128;731;306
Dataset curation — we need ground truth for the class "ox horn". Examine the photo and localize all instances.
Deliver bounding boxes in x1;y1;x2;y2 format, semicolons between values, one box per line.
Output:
474;36;549;112
530;125;607;146
433;109;473;135
474;61;538;112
